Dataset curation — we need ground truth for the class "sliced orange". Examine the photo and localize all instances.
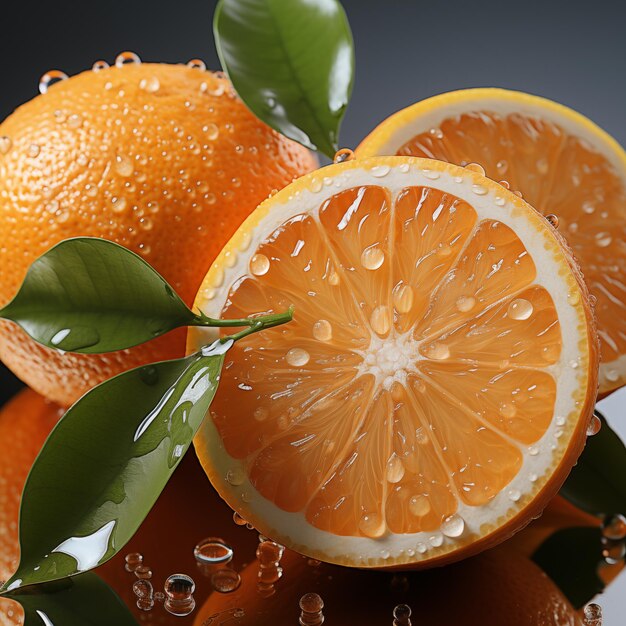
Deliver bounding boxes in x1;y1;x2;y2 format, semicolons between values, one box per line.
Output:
188;156;598;568
357;88;626;395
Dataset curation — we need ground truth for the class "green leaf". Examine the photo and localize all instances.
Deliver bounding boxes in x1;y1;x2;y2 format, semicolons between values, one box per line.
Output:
2;572;137;625
560;411;626;516
0;237;196;353
214;0;354;158
1;340;231;591
532;527;604;608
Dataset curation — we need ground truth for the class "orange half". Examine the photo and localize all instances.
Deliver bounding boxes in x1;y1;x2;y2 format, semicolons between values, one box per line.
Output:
188;156;598;568
357;88;626;395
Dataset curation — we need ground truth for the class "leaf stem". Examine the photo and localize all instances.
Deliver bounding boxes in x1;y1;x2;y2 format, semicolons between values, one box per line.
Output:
221;306;294;343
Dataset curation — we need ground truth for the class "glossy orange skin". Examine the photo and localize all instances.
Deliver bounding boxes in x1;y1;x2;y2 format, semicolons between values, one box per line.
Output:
0;63;316;406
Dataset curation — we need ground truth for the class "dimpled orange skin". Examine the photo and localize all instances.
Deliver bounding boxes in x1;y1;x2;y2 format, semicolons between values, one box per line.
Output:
0;390;62;626
0;62;316;406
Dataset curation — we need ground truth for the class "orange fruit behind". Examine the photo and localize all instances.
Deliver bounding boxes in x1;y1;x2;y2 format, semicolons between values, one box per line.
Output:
0;60;316;406
0;389;63;625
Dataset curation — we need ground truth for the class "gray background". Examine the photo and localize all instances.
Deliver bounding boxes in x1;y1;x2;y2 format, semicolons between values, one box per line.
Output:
1;0;625;621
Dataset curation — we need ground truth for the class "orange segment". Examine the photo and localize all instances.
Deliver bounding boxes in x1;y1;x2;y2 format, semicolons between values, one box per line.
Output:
189;156;597;569
357;88;626;394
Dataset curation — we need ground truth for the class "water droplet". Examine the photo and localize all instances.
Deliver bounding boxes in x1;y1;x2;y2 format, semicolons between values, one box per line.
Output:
133;579;154;611
583;602;602;626
164;574;196;615
312;319;332;342
211;568;241;594
606;369;619;382
429;532;443;547
441;514;465;538
536;158;549;175
370;164;391;178
359;512;385;538
602;514;626;540
139;76;160;93
0;136;12;155
499;402;517;419
455;295;476;312
361;246;385;270
408;495;431;517
114;153;134;177
300;593;324;625
27;143;40;157
545;214;559;228
134;564;152;579
253;406;269;422
471;184;488;196
232;512;247;526
39;70;69;94
386;453;405;483
370;305;391;335
111;196;127;213
250;253;270;276
187;58;207;70
465;163;485;175
67;113;82;128
50;326;100;351
567;291;581;306
423;169;440;180
392;603;412;625
333;148;354;163
92;60;109;72
508;489;521;502
507;298;533;320
328;270;340;286
595;232;612;247
423;342;450;360
393;283;414;314
309;177;323;193
587;413;602;436
495;196;506;207
496;159;508;172
601;538;625;564
115;51;141;67
286;347;310;367
528;445;539;456
429;127;444;139
194;537;233;565
124;552;143;572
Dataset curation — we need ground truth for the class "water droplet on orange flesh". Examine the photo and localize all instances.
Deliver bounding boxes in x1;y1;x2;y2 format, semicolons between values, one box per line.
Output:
189;157;597;569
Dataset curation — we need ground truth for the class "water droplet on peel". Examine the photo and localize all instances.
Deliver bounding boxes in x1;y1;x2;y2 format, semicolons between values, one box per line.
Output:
114;153;134;177
507;298;533;320
115;51;141;67
204;123;219;140
361;246;385;270
386;453;405;483
423;342;450;360
471;184;488;196
187;58;207;70
408;495;431;517
0;136;12;155
111;196;127;213
441;514;465;538
508;489;521;502
286;347;310;367
250;253;270;276
587;413;602;436
39;70;69;94
393;283;414;314
602;514;626;540
545;214;559;228
495;196;506;207
423;169;440;180
370;164;391;178
27;143;40;157
194;537;233;565
312;319;332;342
359;513;386;538
92;60;109;72
139;76;160;93
370;305;391;335
465;163;485;175
595;232;612;247
333;148;354;164
211;568;241;593
455;295;476;312
429;532;443;547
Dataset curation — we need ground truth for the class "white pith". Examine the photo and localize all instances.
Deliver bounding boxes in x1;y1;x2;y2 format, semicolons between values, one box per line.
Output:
359;88;626;392
190;158;592;567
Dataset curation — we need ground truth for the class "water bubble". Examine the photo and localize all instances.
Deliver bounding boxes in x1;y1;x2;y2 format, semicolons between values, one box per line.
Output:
92;60;109;72
115;51;141;67
545;214;559;228
370;164;391;178
250;253;270;276
164;574;196;616
0;136;12;155
211;568;241;593
300;592;324;625
133;579;154;611
465;163;485;175
441;514;465;538
139;76;160;93
583;602;602;626
587;413;602;436
312;319;332;342
408;495;430;517
124;552;143;572
423;342;450;360
361;246;385;270
359;512;385;538
333;148;354;163
187;59;207;70
39;70;69;94
602;514;626;540
393;283;414;314
386;453;405;483
286;347;310;367
194;537;233;565
27;143;40;158
507;298;533;321
370;305;391;335
455;295;476;312
393;603;412;626
135;564;152;580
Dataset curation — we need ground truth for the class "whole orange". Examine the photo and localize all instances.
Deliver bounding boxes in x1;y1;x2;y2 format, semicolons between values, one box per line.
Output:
0;60;316;406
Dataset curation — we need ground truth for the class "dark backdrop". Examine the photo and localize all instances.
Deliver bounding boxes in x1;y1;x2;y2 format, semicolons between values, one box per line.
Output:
1;0;625;404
